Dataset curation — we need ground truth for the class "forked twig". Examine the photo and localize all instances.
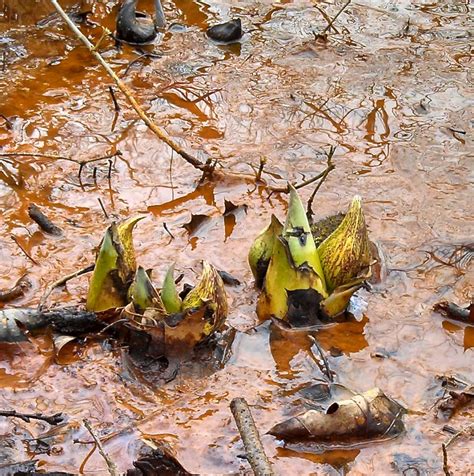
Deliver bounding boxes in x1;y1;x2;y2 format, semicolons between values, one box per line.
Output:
0;409;64;425
38;264;95;310
83;419;119;476
306;146;336;217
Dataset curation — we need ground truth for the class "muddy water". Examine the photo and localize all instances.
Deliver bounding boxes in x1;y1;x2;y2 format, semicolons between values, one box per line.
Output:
0;0;472;474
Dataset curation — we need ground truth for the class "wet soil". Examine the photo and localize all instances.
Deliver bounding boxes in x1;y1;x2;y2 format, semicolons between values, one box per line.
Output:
0;0;472;474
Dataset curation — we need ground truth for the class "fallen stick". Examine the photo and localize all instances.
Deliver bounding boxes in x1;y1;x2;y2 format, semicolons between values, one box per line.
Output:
230;398;274;476
0;409;64;425
83;419;119;476
49;0;208;173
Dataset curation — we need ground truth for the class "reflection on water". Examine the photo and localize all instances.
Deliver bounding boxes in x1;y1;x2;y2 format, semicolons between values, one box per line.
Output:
0;0;472;474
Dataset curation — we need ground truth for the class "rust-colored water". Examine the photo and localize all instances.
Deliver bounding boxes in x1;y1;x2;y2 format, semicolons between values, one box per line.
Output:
0;0;472;474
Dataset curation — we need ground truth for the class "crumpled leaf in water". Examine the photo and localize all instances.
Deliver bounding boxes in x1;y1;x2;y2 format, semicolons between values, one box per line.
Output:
435;376;474;420
127;440;192;476
53;334;77;354
129;266;167;315
248;214;283;288
86;216;144;312
182;261;228;338
318;196;372;292
160;263;182;314
164;307;215;352
268;387;405;442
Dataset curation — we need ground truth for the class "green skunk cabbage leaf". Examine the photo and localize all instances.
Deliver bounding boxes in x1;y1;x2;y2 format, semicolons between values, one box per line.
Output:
86;216;144;312
320;280;364;318
248;214;283;288
182;261;228;337
284;185;327;295
257;236;326;321
160;263;182;314
318;196;371;292
129;266;167;314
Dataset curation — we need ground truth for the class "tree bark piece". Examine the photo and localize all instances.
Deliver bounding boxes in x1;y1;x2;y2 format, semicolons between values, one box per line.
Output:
230;398;274;476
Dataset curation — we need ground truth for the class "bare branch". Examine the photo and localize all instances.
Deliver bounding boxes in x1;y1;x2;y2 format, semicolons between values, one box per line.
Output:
49;0;208;173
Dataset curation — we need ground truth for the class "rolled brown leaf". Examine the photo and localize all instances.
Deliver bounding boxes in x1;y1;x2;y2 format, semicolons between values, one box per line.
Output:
268;387;404;441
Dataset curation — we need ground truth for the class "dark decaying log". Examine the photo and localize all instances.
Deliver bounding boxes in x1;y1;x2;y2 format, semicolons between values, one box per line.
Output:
0;307;106;342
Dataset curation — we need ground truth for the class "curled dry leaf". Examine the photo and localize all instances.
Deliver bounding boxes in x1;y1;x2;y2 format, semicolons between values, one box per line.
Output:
127;440;191;476
268;387;405;443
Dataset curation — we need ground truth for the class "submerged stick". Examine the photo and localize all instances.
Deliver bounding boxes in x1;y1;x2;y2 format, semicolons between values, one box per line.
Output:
28;203;63;236
83;419;119;476
230;398;274;476
49;0;207;173
0;275;31;303
442;443;451;476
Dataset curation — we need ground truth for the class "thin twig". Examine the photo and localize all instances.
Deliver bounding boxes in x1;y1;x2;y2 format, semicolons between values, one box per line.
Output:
108;86;120;112
322;0;351;35
442;443;451;476
83;419;119;476
315;6;340;34
0;113;13;129
98;198;109;219
307;146;336;217
308;335;333;382
269;152;336;194
444;423;474;449
0;410;64;425
256;157;267;182
0;150;121;166
38;264;95;311
163;222;174;240
230;398;274;476
50;0;208;173
11;235;39;265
